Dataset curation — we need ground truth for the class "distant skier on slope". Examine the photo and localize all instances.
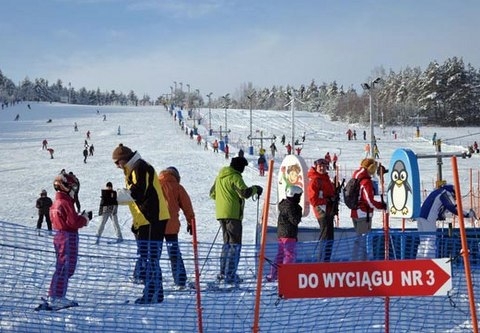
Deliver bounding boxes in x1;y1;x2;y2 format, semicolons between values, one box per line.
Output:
47;148;55;159
83;147;88;163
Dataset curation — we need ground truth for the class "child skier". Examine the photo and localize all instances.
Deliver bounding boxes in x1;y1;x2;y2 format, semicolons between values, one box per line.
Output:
266;186;303;281
38;172;92;310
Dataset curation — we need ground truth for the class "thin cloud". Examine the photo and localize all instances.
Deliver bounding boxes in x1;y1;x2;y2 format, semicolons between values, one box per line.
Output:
126;0;226;19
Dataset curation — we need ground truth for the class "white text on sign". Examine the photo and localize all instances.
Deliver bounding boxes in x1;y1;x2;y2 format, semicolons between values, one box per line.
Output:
299;269;436;291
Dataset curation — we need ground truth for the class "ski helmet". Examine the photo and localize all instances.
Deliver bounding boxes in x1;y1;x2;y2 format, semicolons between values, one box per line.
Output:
286;185;303;198
40;189;47;196
53;172;79;197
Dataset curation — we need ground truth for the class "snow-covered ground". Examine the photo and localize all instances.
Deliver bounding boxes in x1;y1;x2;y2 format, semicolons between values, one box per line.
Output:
1;101;479;238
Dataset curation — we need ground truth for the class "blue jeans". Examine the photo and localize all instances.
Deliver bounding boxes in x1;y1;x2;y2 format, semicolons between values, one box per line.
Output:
164;234;187;286
133;221;166;301
219;219;242;283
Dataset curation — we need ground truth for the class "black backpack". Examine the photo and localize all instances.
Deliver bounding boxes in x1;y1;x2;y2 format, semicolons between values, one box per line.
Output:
343;177;362;209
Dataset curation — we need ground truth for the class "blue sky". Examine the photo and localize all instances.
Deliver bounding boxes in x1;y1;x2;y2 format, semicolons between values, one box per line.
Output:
1;0;479;98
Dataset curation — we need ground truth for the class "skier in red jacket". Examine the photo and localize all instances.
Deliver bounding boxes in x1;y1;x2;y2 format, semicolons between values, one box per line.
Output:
307;158;336;262
349;158;386;261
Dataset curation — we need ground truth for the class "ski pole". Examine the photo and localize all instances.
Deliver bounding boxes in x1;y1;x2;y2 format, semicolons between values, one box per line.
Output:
256;196;260;225
190;218;204;333
311;239;320;261
200;224;221;275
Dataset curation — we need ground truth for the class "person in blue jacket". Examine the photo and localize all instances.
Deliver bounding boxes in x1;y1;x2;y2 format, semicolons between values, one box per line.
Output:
416;184;475;258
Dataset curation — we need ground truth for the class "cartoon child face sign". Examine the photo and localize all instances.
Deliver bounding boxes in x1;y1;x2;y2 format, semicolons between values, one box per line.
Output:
277;155;309;217
285;164;302;187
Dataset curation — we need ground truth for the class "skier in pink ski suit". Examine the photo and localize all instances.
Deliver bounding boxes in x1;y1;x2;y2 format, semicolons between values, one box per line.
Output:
47;171;91;307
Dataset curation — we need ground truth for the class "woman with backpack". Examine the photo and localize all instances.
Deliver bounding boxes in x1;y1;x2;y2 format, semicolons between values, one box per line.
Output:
348;158;386;261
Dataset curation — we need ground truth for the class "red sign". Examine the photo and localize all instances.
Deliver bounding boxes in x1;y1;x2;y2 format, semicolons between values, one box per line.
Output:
278;259;451;299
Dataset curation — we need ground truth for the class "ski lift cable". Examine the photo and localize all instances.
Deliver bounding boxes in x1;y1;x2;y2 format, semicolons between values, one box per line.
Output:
443;131;480;142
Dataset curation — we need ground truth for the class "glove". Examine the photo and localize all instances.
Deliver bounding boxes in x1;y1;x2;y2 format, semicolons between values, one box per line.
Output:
116;188;133;204
254;185;263;196
187;218;195;235
464;209;476;218
381;202;387;210
470;209;477;219
315;206;326;219
81;210;93;222
131;225;138;235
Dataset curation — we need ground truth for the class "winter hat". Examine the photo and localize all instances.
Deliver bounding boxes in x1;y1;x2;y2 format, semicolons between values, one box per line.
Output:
442;184;455;195
112;143;133;162
286;185;303;204
238;149;245;158
106;182;113;188
166;166;181;182
286;185;303;198
230;156;248;173
40;189;47;196
361;158;377;175
314;158;329;169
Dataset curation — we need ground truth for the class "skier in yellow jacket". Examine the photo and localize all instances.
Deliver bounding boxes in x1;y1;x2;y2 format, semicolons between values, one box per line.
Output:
112;143;170;304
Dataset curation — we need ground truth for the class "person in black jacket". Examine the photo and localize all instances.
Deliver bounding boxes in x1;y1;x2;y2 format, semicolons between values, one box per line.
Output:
36;189;53;235
266;185;303;282
83;147;88;163
95;182;123;244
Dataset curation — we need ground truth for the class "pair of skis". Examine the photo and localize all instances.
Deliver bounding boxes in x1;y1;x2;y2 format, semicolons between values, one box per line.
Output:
34;281;278;312
190;278;277;293
34;298;78;312
35;298;133;311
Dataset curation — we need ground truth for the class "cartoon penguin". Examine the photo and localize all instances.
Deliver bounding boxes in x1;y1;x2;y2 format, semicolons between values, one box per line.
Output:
387;160;412;215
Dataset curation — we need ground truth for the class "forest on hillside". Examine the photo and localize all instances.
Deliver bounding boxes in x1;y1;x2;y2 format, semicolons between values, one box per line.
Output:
2;56;479;126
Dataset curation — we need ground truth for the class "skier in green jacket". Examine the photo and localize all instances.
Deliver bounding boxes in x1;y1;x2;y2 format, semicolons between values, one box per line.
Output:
210;156;263;284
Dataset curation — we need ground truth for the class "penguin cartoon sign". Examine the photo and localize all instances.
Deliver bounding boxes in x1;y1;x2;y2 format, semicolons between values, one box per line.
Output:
387;148;421;218
277;154;309;217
